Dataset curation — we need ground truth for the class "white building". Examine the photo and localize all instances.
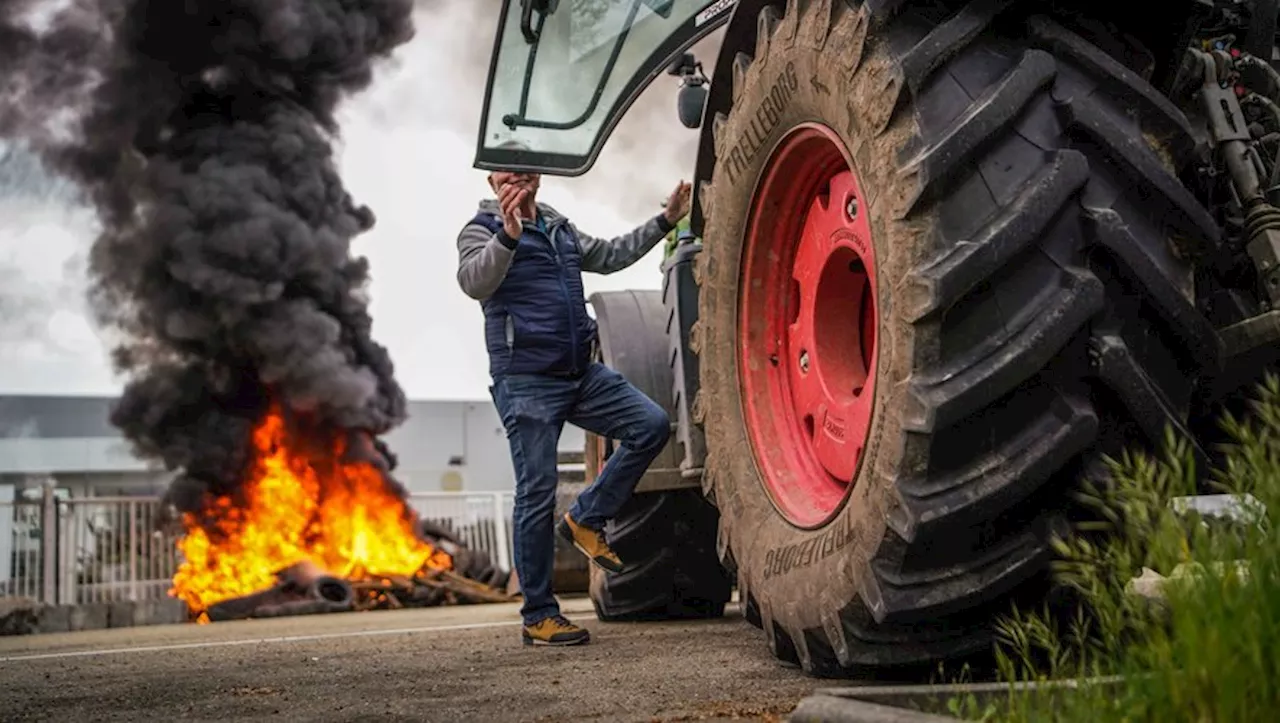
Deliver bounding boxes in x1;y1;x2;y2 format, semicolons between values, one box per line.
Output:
0;395;587;604
0;395;585;499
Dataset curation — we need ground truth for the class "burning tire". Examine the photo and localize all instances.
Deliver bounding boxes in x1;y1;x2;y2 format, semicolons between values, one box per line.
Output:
584;291;734;622
418;520;512;589
694;2;1216;673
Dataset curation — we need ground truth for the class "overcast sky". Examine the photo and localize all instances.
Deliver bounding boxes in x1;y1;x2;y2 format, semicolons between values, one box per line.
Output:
0;1;711;401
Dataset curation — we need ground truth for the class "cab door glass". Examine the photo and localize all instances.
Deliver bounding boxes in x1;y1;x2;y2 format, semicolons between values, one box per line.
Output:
478;0;730;174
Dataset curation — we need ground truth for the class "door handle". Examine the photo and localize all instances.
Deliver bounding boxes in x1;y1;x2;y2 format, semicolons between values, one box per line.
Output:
520;0;541;44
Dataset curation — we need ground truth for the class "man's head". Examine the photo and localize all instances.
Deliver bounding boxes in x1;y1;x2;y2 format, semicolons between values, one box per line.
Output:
488;139;541;203
488;168;540;197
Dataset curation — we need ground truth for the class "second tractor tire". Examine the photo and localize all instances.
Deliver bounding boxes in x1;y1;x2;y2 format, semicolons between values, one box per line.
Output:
588;487;735;621
582;291;734;622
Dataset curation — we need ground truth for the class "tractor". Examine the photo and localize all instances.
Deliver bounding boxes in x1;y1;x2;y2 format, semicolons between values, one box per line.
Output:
473;0;1280;676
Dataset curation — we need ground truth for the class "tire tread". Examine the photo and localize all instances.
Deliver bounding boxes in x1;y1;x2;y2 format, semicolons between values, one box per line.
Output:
1055;93;1219;242
905;267;1105;433
903;149;1090;321
1026;15;1198;164
898;49;1058;218
900;0;1022;93
889;390;1097;544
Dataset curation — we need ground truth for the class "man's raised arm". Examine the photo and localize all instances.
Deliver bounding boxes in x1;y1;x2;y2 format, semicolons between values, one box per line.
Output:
456;221;518;300
575;213;675;275
577;180;691;275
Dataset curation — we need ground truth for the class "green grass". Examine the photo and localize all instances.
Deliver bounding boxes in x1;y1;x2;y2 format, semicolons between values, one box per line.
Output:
948;376;1280;722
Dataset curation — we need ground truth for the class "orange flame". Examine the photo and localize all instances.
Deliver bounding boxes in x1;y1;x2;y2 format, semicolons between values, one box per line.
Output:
171;408;451;618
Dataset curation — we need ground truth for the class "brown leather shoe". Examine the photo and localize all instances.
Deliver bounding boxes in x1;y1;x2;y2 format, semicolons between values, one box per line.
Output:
557;513;625;573
522;615;590;646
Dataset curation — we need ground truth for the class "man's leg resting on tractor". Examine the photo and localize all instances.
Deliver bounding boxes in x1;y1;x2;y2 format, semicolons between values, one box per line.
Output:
560;362;671;571
491;375;590;647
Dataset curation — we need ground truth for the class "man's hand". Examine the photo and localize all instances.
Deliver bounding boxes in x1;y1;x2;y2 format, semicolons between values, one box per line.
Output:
499;182;529;239
663;180;692;224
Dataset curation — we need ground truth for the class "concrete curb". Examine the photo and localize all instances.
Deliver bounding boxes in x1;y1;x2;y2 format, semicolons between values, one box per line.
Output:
789;694;962;722
1;599;190;636
787;677;1127;722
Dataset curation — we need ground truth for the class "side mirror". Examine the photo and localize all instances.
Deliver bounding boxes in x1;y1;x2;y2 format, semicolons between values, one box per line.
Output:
670;52;709;130
677;83;708;129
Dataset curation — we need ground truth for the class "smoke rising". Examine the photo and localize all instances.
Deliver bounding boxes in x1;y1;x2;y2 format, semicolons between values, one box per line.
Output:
0;143;93;360
0;257;49;342
0;263;45;342
1;0;416;513
0;0;721;452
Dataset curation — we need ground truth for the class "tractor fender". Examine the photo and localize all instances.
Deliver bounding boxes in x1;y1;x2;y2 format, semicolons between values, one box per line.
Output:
587;290;700;494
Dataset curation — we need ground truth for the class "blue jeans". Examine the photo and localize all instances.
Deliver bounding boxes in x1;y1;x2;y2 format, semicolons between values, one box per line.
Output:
490;362;670;626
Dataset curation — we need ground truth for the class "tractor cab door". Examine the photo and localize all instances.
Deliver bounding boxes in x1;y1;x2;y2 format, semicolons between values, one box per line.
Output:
474;0;734;177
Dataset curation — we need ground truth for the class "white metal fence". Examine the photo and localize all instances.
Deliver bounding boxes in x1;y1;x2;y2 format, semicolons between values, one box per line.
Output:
0;489;516;606
57;497;182;605
0;497;45;602
407;492;515;571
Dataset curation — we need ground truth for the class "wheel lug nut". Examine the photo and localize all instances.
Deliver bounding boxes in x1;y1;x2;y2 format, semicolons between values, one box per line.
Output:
845;196;858;221
799;350;810;373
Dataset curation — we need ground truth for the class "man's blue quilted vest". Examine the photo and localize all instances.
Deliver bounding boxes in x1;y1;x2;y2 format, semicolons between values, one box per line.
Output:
470;212;598;379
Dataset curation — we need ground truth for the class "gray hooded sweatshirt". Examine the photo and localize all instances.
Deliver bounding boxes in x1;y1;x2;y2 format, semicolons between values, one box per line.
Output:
456;198;674;301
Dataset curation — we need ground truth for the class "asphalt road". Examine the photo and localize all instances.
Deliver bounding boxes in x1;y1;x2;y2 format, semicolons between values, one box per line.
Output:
0;597;819;723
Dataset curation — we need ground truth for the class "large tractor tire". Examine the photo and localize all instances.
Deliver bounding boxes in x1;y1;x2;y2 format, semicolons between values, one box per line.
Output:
694;1;1217;675
584;290;735;622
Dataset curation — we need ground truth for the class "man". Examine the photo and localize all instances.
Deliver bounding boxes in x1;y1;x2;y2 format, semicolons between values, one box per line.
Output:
456;157;692;647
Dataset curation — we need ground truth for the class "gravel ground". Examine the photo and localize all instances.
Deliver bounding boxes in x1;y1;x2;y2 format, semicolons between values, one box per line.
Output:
0;597;819;722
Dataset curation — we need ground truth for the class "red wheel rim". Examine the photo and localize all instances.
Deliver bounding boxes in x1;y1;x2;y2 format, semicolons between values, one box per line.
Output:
738;124;879;529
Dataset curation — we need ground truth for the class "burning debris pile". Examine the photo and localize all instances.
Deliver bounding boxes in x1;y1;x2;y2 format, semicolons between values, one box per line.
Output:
1;0;516;620
171;406;516;623
205;560;514;623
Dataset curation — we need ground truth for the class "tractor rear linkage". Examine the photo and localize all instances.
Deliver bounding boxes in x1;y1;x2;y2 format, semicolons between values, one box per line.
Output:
1181;33;1280;361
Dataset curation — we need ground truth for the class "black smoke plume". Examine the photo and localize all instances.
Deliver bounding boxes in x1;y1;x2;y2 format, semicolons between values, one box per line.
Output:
1;0;415;514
